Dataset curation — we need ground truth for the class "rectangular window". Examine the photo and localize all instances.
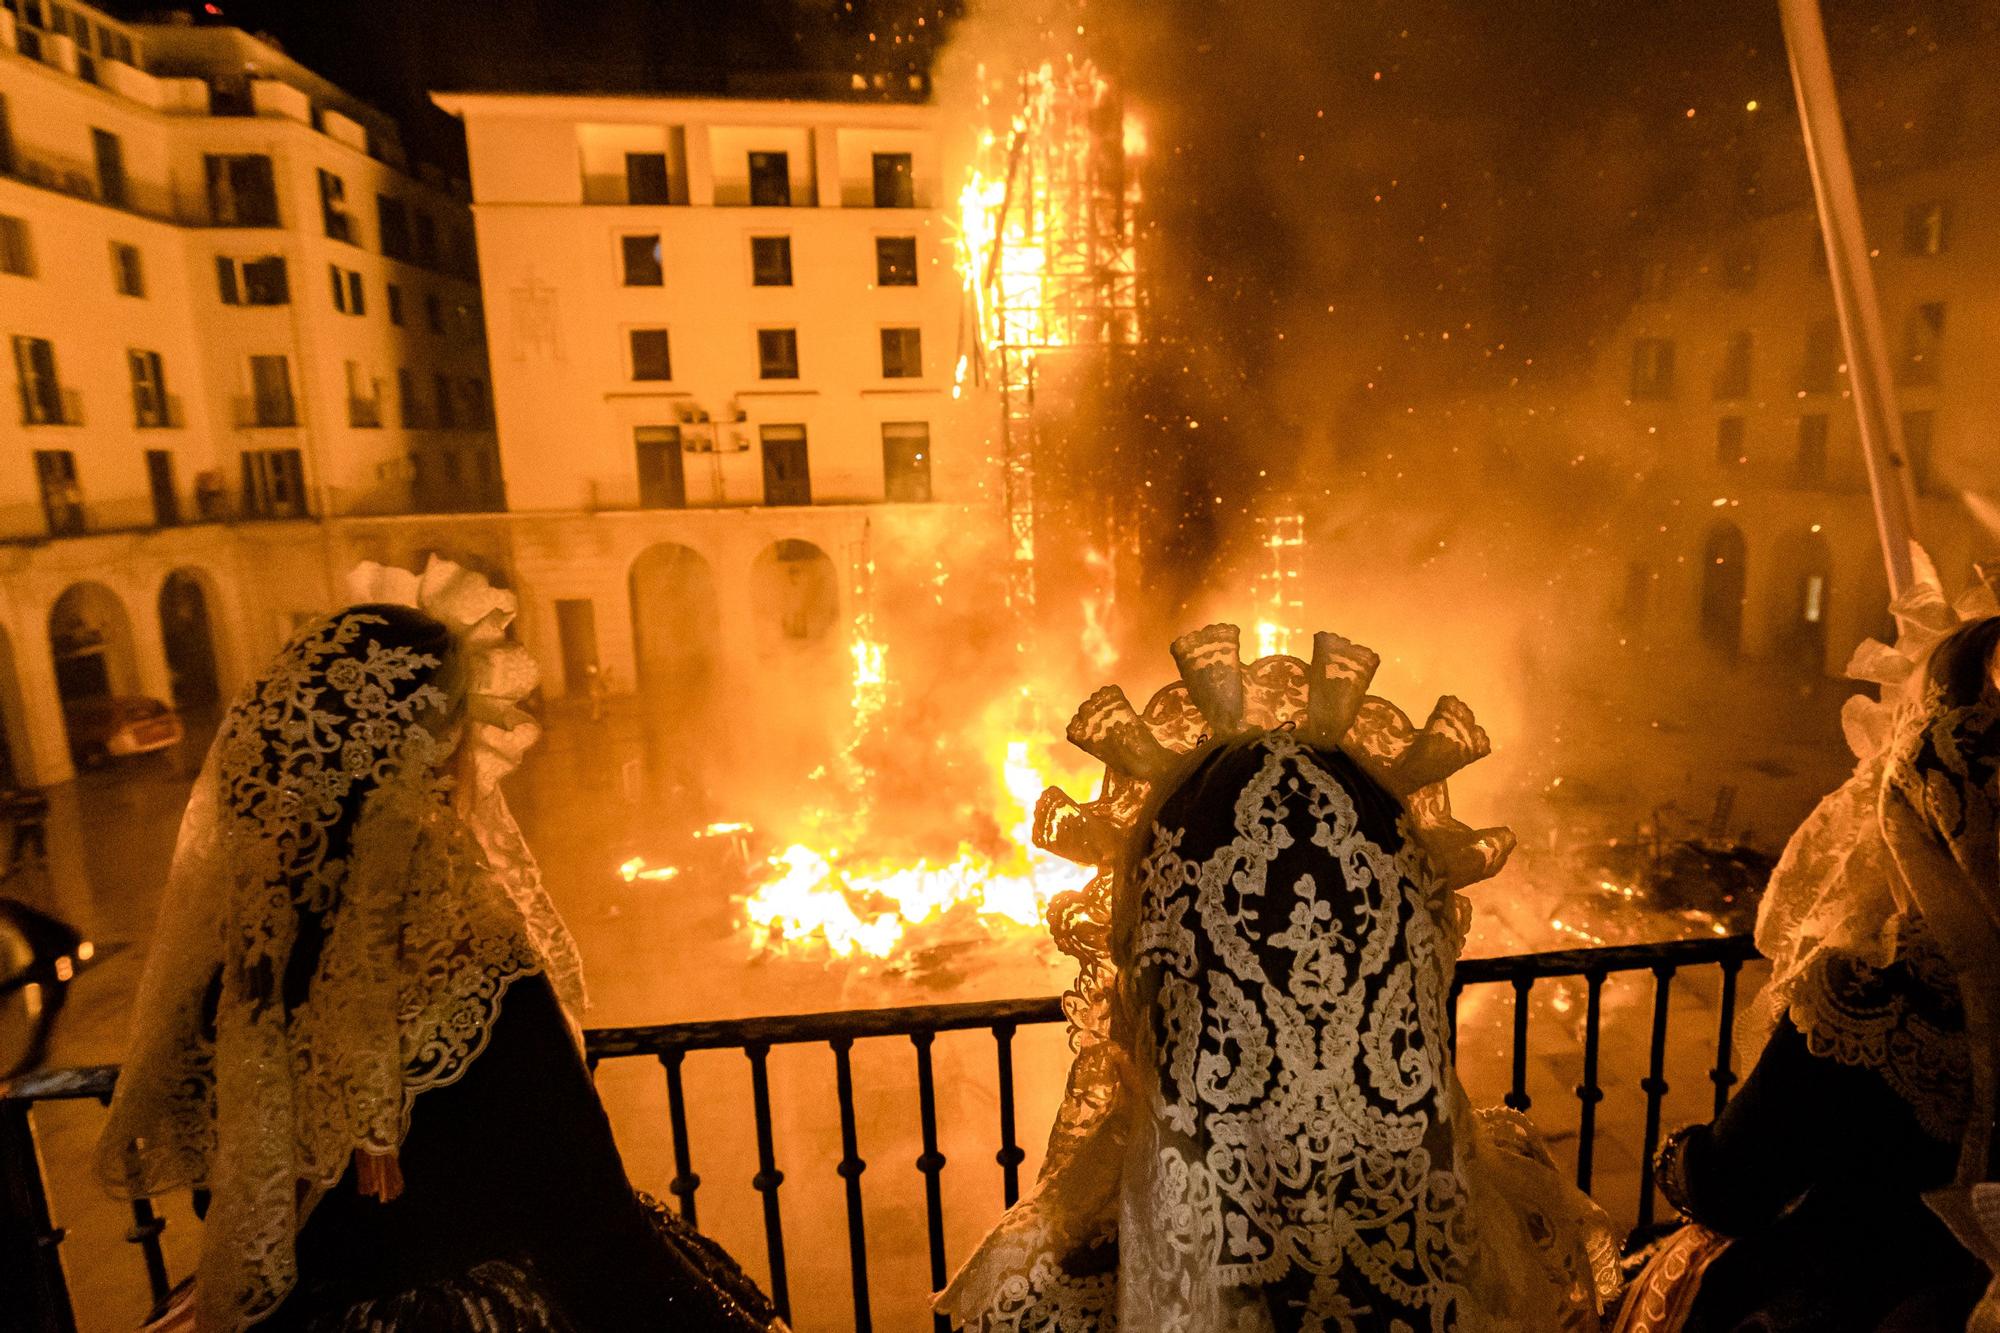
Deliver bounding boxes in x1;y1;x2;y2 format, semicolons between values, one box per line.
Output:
1799;319;1841;393
434;372;458;428
1903;201;1951;257
751;235;793;286
876;235;918;286
318;168;353;243
345;361;380;428
1901;301;1945;386
1715;415;1745;466
13;335;64;424
244;256;288;305
110;242;144;297
626;152;671;205
1903;409;1935;497
0;214;34;277
635;425;685;508
387;283;404;326
129;349;168;427
0;94;14;177
425;292;444;333
91;127;127;207
204;154;278;226
629;328;671;381
748;152;791;207
377;195;412;260
216;255;239;305
1629;337;1674;399
872;152;915;208
146;449;179;526
347;270;365;316
1795;413;1829;487
248;355;296;427
621;234;663;286
34;450;83;535
882;421;932;502
1713;331;1752;400
757;328;799;379
880;327;923;378
760;424;811;505
330;263;347;313
241;447;306;518
398;367;425;427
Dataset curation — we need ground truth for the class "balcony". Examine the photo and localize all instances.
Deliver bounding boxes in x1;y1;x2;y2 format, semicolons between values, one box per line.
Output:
17;387;82;427
231;395;298;430
2;933;1758;1333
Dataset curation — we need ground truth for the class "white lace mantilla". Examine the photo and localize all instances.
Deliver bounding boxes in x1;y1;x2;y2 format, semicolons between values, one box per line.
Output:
96;560;583;1332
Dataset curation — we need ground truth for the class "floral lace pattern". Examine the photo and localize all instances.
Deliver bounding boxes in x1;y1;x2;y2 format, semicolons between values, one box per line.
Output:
97;562;582;1333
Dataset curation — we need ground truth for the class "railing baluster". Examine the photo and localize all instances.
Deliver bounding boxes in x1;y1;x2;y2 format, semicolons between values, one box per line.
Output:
126;1198;169;1305
1;1099;77;1333
913;1031;951;1333
658;1049;700;1226
994;1023;1025;1208
831;1038;873;1333
1505;975;1533;1112
745;1042;790;1323
1573;971;1607;1193
1636;965;1677;1229
1710;957;1743;1118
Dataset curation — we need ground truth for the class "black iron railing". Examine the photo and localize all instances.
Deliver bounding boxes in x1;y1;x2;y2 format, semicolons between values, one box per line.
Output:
2;933;1761;1333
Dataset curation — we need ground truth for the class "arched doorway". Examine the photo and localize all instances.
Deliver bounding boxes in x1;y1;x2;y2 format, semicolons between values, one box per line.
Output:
749;540;839;646
159;569;222;715
1698;523;1747;655
628;543;720;698
48;582;139;759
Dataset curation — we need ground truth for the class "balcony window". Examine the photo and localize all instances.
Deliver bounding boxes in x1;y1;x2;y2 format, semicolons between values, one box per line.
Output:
621;234;663;286
146;449;178;526
1794;413;1829;487
319;168;354;243
13;335;65;424
626;153;671;205
1714;415;1745;466
635;425;685;508
880;327;923;379
760;424;810;505
377;195;412;261
204;154;278;227
749;152;791;207
1901;301;1944;386
872;152;915;208
751;235;792;286
34;450;83;535
110;242;143;297
1;214;35;277
345;361;381;428
329;265;364;315
630;328;671;381
387;283;404;326
1628;337;1674;400
90;128;125;208
247;355;296;427
883;421;932;502
242;447;306;518
129;349;168;428
216;255;289;306
876;236;918;287
1903;200;1951;257
757;328;799;379
1713;331;1751;400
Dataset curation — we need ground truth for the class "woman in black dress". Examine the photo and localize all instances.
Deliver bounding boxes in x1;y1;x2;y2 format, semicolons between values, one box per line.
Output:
95;559;780;1332
1620;594;2000;1332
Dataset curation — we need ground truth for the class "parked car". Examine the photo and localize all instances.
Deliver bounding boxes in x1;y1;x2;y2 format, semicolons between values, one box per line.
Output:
62;695;183;765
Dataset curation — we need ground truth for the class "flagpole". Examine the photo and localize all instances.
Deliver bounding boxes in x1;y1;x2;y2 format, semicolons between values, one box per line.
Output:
1777;0;1920;598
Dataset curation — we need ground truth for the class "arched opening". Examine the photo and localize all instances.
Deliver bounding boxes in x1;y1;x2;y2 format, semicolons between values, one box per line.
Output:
1773;530;1835;676
159;569;222;716
48;582;140;762
750;539;839;646
1698;523;1747;655
628;543;720;700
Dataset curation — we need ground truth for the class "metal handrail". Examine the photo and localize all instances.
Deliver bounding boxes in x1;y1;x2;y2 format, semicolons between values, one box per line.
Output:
2;932;1763;1333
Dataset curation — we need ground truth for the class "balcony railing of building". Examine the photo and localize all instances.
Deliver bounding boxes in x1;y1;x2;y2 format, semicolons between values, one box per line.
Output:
2;933;1759;1333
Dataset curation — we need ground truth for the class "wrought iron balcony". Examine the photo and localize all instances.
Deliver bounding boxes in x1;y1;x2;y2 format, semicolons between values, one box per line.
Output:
0;933;1760;1333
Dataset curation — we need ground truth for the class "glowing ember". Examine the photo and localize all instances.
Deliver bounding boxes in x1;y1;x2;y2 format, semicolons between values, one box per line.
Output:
617;856;681;884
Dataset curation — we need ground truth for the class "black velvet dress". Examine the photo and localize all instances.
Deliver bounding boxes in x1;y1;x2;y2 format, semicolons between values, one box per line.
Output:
255;975;779;1331
1657;1008;1987;1332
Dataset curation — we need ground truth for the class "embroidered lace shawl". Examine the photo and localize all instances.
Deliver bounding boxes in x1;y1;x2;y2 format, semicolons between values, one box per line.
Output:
937;626;1617;1332
96;559;583;1332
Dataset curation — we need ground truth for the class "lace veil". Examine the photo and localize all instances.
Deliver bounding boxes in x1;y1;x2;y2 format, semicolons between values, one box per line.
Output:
1753;554;2000;1295
94;557;584;1331
938;624;1616;1330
